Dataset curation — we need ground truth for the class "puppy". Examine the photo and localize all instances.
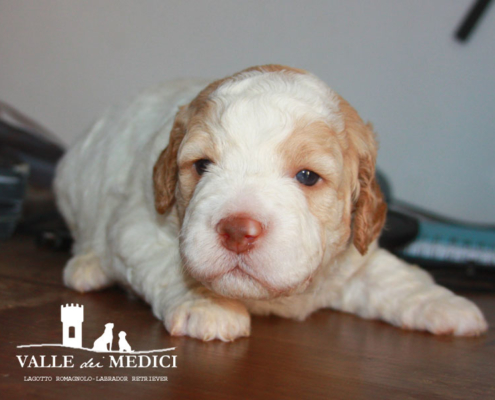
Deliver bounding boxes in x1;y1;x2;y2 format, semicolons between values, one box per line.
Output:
55;65;487;341
92;323;114;351
118;331;132;353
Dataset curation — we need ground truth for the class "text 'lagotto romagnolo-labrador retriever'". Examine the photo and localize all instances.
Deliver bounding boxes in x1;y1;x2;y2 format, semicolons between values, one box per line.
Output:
55;65;487;341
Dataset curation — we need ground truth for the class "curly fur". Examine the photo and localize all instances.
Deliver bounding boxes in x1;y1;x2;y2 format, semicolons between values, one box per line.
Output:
55;65;487;341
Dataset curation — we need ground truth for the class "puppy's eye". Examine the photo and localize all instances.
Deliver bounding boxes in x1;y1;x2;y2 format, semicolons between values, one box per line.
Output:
295;170;320;186
194;159;212;175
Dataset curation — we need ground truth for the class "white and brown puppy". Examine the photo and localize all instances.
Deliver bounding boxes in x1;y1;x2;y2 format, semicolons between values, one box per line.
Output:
55;65;487;341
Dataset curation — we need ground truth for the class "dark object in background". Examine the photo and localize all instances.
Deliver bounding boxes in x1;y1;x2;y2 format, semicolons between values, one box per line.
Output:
391;207;495;292
455;0;493;42
377;173;495;291
376;171;420;247
377;170;421;250
36;228;73;251
0;101;66;241
0;164;28;240
379;210;419;250
0;100;64;187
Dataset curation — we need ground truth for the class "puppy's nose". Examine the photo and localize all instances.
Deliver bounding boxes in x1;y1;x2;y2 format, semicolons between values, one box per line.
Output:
217;216;263;254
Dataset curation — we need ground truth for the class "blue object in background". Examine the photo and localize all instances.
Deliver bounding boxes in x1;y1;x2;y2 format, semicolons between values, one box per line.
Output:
399;220;495;266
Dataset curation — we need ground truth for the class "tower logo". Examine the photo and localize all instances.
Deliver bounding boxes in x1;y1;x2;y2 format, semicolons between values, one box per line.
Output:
61;304;84;349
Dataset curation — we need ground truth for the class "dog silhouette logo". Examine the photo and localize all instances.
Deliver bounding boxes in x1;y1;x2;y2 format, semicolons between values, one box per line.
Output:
118;331;132;352
92;323;115;352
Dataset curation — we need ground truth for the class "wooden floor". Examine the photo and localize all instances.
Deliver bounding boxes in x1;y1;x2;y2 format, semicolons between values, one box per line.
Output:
1;235;494;399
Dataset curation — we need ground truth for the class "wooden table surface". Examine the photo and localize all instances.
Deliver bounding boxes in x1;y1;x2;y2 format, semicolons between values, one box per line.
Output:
1;235;494;399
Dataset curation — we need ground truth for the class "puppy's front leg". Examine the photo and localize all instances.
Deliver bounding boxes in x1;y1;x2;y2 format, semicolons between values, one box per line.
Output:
161;286;251;342
332;248;487;336
155;272;251;342
112;210;250;342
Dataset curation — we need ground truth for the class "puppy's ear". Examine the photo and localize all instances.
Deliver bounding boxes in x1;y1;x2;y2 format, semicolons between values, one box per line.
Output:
153;106;189;214
352;149;387;255
339;97;387;255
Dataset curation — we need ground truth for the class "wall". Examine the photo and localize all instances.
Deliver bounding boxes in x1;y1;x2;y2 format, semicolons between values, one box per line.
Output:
0;0;493;223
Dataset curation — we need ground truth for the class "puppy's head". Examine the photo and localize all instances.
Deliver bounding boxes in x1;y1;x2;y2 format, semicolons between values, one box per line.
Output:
153;65;386;300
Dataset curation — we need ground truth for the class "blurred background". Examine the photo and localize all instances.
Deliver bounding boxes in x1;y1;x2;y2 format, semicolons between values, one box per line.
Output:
0;0;494;223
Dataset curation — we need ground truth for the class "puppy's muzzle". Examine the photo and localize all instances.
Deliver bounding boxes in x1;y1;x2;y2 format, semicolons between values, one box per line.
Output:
216;215;263;254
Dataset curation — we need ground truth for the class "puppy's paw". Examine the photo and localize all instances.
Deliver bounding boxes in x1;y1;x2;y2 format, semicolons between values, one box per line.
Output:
164;298;251;342
64;252;112;292
407;295;488;337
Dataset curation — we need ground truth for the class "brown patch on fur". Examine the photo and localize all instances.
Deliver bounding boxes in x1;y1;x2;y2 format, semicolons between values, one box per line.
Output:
278;94;387;257
174;134;220;220
153;77;230;215
153;105;188;214
187;65;305;121
236;64;307;76
352;157;387;254
153;65;307;215
337;96;387;255
279;120;351;253
279;121;343;219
